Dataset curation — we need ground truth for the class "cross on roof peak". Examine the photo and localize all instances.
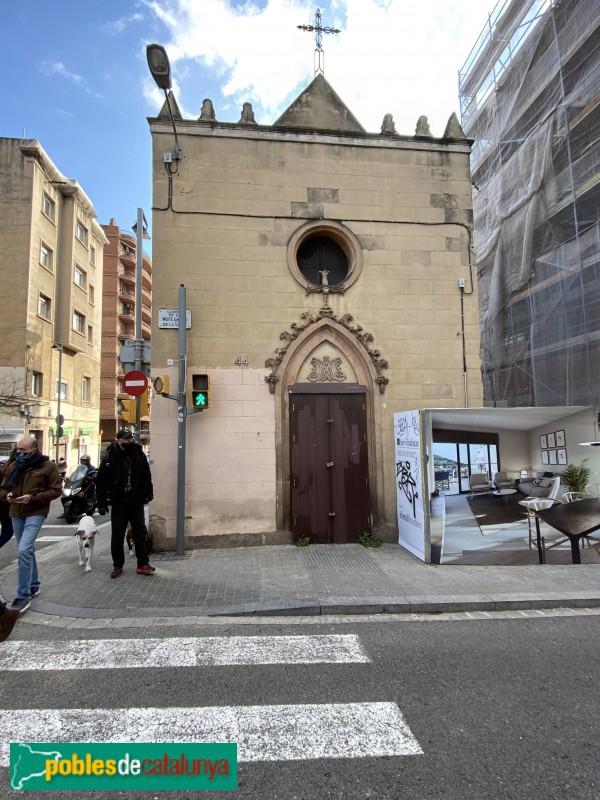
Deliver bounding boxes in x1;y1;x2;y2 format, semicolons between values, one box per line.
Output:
297;8;341;75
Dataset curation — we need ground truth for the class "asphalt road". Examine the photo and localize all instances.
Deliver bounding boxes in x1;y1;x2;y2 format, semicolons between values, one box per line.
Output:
0;613;598;799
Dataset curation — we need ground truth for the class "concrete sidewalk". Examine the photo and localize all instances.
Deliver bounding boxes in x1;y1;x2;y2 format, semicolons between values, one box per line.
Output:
1;532;600;627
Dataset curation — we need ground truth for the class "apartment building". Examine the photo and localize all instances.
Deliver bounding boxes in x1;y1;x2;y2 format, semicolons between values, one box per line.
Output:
99;219;152;450
459;0;600;406
0;138;106;466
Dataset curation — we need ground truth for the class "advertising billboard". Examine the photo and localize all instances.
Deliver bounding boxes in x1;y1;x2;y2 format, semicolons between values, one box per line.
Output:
394;410;427;561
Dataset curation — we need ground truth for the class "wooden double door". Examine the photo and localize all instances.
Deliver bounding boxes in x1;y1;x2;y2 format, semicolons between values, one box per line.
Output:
290;386;371;544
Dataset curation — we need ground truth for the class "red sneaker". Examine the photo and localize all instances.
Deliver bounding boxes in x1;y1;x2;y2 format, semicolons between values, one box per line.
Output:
135;564;156;575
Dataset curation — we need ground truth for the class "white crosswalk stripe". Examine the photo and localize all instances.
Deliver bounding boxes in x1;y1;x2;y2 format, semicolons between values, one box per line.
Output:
0;633;423;767
0;634;370;670
0;702;422;766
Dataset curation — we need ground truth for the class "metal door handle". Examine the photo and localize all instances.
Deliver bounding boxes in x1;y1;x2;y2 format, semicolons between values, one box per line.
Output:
329;512;336;517
326;461;334;468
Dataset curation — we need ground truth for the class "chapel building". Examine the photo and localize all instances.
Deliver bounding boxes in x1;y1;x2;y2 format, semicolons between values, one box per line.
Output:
147;74;482;548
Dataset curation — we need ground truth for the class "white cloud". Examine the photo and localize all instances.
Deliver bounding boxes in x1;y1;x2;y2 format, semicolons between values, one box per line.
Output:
143;0;495;134
101;12;144;35
41;61;85;86
40;60;104;101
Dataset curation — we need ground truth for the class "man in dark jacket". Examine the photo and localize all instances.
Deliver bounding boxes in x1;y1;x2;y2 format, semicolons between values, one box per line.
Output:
0;437;62;612
96;429;155;579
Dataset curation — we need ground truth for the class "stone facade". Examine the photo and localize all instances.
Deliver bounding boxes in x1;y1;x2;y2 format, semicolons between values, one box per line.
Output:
148;76;482;549
0;137;106;464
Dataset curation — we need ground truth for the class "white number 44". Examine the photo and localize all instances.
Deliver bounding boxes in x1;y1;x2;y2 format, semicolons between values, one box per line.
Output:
235;355;249;366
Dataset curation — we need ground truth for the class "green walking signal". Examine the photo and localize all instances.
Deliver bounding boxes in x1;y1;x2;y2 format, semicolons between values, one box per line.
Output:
191;373;210;409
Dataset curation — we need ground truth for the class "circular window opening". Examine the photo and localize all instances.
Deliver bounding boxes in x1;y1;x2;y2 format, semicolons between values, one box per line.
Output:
297;235;349;287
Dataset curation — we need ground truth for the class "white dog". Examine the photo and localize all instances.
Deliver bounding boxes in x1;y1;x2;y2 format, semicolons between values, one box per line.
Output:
76;515;99;573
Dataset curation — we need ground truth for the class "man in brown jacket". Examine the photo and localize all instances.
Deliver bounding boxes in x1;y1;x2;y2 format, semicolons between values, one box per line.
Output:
0;436;62;613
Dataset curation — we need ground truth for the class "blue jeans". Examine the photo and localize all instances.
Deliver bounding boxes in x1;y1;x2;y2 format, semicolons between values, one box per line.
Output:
12;515;45;600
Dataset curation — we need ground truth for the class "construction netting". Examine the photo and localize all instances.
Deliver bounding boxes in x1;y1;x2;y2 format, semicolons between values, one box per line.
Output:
459;0;600;406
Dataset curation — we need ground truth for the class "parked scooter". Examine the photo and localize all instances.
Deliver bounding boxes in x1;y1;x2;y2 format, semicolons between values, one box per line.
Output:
61;465;97;524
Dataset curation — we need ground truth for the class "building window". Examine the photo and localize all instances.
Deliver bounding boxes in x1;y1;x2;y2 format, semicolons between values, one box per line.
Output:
74;265;87;289
56;380;68;401
42;193;55;221
32;371;43;397
90;245;96;266
72;310;86;334
287;220;363;292
81;375;91;403
39;242;53;271
29;430;43;452
38;293;52;320
87;324;93;344
75;221;88;246
89;284;95;305
297;236;349;286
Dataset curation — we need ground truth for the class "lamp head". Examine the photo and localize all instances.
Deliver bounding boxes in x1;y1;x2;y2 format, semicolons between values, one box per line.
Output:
147;44;172;91
579;410;600;446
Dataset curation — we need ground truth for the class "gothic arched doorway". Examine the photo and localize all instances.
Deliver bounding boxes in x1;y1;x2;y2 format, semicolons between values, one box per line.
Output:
269;315;386;543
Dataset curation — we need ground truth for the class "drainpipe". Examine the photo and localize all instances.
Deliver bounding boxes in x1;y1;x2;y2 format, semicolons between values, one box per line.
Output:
459;283;468;407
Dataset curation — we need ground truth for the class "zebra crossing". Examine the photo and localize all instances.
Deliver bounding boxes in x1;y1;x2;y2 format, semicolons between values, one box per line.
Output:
0;632;423;767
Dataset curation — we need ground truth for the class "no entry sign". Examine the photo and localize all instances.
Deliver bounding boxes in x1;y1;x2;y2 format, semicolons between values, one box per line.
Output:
122;370;148;396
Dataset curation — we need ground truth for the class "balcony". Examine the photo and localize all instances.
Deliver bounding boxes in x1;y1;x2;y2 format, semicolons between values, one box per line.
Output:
118;266;135;283
118;323;135;338
118;306;135;323
119;246;136;267
118;284;135;302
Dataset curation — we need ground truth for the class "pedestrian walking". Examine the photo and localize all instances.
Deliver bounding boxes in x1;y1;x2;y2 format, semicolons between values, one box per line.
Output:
0;437;62;613
0;448;17;548
96;429;155;579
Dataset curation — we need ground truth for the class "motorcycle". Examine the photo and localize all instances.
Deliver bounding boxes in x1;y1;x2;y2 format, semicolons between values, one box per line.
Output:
61;465;97;524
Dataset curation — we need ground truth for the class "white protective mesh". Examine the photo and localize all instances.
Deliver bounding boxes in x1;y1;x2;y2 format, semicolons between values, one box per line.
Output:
459;0;600;406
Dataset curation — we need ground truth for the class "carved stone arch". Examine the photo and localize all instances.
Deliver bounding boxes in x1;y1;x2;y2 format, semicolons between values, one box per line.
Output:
273;317;385;533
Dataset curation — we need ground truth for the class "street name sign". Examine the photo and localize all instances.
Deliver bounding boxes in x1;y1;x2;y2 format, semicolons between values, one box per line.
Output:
158;309;192;329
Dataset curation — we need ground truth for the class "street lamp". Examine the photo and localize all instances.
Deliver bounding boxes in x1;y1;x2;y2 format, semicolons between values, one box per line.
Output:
51;343;64;464
147;43;200;556
146;44;182;161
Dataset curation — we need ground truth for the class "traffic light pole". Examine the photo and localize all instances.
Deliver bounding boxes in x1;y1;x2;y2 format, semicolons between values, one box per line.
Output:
153;284;201;555
175;284;203;556
52;343;63;464
176;284;187;556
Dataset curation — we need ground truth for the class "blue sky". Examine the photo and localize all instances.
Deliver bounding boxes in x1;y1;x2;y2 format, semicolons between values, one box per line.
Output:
3;0;497;242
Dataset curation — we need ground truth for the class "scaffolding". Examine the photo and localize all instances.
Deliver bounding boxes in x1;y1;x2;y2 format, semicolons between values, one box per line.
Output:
459;0;600;406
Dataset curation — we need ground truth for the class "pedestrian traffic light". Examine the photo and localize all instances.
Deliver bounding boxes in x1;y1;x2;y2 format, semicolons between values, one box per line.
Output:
153;375;170;395
121;399;134;423
191;373;210;409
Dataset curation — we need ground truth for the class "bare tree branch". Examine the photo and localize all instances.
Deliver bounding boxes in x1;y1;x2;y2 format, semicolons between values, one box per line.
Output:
0;374;26;419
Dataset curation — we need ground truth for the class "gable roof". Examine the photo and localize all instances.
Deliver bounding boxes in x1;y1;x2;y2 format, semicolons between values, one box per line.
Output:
273;73;366;134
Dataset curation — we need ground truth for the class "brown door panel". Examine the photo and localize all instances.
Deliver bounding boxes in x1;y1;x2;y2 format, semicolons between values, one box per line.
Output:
331;395;371;542
291;391;369;544
291;395;331;543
